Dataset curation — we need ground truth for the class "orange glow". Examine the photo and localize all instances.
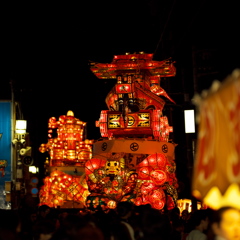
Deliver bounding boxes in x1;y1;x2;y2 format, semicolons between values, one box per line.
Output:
150;170;167;185
39;52;179;211
138;166;153;179
85;158;106;175
39;111;93;167
107;200;117;209
192;72;240;210
90;53;176;79
39;170;89;208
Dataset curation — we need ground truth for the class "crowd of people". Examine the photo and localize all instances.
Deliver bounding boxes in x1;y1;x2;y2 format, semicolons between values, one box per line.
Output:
0;202;240;240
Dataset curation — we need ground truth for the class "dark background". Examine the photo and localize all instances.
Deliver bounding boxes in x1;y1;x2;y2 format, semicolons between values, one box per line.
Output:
2;0;240;198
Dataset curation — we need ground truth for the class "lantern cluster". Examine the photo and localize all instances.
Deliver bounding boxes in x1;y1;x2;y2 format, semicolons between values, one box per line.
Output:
39;170;89;208
84;157;137;210
38;52;179;211
134;153;178;210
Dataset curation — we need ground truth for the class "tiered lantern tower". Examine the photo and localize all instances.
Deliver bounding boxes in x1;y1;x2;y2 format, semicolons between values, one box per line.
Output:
38;111;92;208
85;52;179;210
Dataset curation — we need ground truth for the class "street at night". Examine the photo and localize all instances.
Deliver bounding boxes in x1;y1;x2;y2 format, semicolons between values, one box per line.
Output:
1;1;240;239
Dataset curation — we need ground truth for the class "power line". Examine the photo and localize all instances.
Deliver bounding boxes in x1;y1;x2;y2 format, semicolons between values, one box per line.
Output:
153;0;176;58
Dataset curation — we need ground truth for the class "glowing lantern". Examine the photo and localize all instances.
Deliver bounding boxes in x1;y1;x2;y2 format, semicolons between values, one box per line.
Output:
134;197;143;206
138;166;153;179
40;110;93;168
51;176;59;190
138;153;167;168
38;169;89;208
140;182;156;195
152;199;165;210
150;170;167;185
107;200;117;209
156;153;167;167
141;187;149;195
138;159;149;167
85;158;106;175
148;156;158;166
148;189;165;203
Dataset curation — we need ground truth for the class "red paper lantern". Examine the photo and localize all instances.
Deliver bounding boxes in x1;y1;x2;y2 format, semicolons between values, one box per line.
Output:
140;182;156;195
152;199;165;210
146;153;167;167
138;153;167;168
150;170;167;185
137;159;149;167
155;153;167;167
134;197;143;206
137;166;153;179
85;158;106;175
148;189;165;203
148;156;158;166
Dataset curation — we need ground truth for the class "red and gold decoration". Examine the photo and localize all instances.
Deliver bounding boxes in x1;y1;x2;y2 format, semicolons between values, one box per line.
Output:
90;52;179;210
97;110;173;140
39;52;179;211
85;153;137;210
93;53;176;140
39;170;89;208
134;153;178;210
192;69;240;210
39;110;93;167
38;111;93;208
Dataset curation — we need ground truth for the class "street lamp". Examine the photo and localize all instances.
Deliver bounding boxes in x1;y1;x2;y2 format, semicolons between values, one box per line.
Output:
15;120;27;134
184;109;197;210
184;109;195;133
29;166;39;174
12;120;27;191
12;120;27;145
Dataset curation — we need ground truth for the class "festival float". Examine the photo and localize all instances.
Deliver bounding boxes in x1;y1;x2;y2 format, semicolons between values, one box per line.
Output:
38;111;92;208
39;52;179;211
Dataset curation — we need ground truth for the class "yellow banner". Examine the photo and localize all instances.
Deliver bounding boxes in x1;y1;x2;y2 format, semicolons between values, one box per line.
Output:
192;70;240;208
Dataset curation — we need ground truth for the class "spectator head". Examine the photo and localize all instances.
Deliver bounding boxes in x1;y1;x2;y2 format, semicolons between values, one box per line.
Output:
139;207;172;240
181;209;189;220
211;206;240;240
117;201;134;219
188;209;209;231
32;219;56;240
38;205;51;219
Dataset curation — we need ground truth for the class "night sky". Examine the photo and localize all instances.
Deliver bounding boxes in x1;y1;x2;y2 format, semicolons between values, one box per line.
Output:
2;0;240;196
